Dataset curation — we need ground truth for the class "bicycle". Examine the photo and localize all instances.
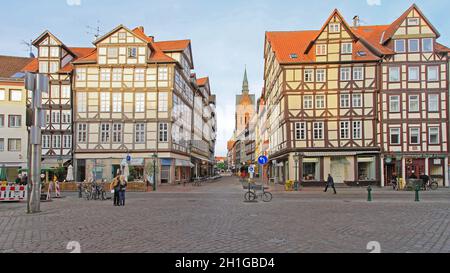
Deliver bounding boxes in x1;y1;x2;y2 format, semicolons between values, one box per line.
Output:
424;178;439;191
244;184;273;202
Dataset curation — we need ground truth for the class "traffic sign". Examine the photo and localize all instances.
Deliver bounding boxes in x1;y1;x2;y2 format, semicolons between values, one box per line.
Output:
248;165;255;174
126;155;132;162
258;156;268;165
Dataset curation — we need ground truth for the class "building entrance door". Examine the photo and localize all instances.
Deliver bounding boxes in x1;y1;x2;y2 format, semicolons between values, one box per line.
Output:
405;158;425;178
331;157;348;184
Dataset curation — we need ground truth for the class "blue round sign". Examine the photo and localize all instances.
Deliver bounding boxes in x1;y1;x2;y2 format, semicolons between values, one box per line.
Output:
126;155;132;162
258;156;268;165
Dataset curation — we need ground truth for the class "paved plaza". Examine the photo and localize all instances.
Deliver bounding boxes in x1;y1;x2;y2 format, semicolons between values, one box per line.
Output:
1;176;450;253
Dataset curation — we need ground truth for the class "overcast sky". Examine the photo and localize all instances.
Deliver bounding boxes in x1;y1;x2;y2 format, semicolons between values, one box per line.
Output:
1;0;449;156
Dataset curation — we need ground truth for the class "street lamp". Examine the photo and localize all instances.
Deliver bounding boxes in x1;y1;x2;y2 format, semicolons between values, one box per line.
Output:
293;153;301;191
152;153;158;191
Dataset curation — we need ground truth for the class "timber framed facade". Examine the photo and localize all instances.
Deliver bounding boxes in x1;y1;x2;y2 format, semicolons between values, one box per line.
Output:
264;4;450;187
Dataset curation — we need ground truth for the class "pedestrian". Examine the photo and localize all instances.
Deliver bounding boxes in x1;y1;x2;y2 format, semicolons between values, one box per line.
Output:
110;175;120;206
324;174;337;194
78;181;83;198
20;173;28;186
391;172;398;190
119;175;127;206
419;172;430;190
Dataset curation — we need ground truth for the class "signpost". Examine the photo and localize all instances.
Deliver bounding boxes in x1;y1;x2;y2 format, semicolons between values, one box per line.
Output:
248;165;255;179
258;156;268;166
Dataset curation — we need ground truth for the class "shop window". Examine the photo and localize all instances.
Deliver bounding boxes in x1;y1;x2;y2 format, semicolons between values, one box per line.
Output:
302;160;320;181
161;166;170;184
358;157;376;181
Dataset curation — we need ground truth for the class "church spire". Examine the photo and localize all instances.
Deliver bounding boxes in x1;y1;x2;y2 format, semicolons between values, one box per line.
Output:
242;67;249;94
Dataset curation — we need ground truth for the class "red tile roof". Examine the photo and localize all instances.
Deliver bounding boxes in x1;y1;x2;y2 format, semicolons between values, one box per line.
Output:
0;55;34;78
21;58;38;73
197;77;209;86
266;5;448;64
155;40;191;52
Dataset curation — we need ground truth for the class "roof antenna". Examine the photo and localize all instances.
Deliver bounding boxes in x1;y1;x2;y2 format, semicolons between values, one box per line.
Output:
21;39;35;58
86;20;103;39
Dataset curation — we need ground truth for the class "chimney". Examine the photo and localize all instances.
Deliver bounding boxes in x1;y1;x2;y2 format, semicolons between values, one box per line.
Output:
138;26;145;33
353;15;360;27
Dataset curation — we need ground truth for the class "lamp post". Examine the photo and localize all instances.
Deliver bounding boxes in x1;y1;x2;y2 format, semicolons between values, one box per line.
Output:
293;153;300;191
152;153;157;191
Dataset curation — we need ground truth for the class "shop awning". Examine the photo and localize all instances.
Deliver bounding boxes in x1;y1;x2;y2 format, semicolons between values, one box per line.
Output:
176;159;195;168
161;159;172;166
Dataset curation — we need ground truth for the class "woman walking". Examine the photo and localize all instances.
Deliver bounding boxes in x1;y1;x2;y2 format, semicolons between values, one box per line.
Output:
119;175;128;206
110;175;120;206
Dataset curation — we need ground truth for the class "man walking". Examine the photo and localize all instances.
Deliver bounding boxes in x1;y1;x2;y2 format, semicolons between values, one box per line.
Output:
324;174;337;194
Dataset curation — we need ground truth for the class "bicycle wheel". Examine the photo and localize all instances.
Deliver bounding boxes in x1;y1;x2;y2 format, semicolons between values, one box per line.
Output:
244;192;257;201
430;182;438;190
262;192;273;202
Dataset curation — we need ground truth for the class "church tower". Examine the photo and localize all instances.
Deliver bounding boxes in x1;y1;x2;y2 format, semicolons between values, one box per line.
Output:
235;68;256;134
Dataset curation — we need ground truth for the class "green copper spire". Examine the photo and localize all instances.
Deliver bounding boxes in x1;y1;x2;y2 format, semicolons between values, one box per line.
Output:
242;67;249;94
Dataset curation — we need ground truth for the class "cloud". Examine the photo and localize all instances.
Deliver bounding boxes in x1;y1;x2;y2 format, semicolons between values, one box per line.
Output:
66;0;82;6
367;0;381;6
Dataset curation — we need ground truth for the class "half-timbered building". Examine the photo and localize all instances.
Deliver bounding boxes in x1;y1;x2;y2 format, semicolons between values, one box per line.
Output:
264;4;450;187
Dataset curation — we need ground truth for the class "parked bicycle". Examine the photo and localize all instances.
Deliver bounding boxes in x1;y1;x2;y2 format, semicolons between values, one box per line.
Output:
424;178;439;191
83;181;107;201
243;183;273;202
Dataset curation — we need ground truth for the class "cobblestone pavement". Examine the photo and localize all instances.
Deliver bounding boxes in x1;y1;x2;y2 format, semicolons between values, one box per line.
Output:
1;176;450;253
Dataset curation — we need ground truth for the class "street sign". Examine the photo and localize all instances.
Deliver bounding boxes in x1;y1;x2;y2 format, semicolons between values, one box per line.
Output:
126;155;132;162
248;165;255;174
258;156;268;165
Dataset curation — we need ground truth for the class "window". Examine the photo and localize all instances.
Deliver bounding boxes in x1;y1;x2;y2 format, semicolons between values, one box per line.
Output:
409;128;420;145
340;67;351;81
39;47;48;57
303;95;313;109
112;124;123;143
329;23;340;33
107;47;118;58
395;40;406;53
389;67;400;82
429;127;440;144
63;135;72;149
112;93;122;112
41;135;50;148
112;69;122;81
101;124;110;143
422;38;433;53
316;95;325;109
340;121;350;139
0;139;4;151
428;94;439;112
51;112;60;124
0;90;5;100
49;62;59;73
128;47;137;58
77;124;87;143
159;123;168;142
52;135;61;149
50;47;59;57
118;32;126;40
313;122;324;140
295;122;306;140
407;18;420;26
389;96;400;112
135;69;145;81
135;123;145;143
8;139;21;152
100;69;111;81
100;92;110;112
304;69;314;82
51;85;60;98
340;94;350;108
61;85;70;98
427;66;439;81
341;43;352;54
39;62;48;73
76;69;86;81
408;39;419;52
10;90;22;101
409;95;420;112
390;128;401;144
316;69;326;82
158;93;168;112
0;115;4;127
352;94;362;108
316;44;327;55
62;112;71;124
353;67;364;81
135;93;145;113
8;115;21;128
158;67;168;81
408;67;420;81
353;121;362;139
77;92;87;113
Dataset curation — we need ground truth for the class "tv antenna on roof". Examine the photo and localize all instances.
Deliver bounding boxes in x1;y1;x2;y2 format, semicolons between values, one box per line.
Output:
86;20;103;39
21;39;35;58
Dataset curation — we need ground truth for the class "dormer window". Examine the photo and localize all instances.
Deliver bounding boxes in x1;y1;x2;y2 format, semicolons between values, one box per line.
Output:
407;18;420;26
128;47;137;58
289;53;298;59
329;23;340;33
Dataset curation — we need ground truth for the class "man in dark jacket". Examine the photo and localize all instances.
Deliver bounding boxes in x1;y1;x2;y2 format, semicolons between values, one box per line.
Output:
324;174;337;194
419;172;430;190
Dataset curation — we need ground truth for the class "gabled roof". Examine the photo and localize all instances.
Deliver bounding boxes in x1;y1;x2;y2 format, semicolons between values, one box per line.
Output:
0;55;34;78
32;30;78;57
381;4;441;44
266;30;319;64
92;24;148;45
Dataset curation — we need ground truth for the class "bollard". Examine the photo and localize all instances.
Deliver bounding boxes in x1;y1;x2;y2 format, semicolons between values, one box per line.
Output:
367;186;373;202
415;185;420;202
